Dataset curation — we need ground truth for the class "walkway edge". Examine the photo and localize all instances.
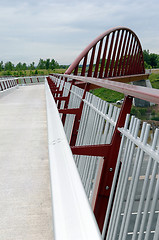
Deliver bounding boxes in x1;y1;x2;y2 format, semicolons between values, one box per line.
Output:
45;80;102;240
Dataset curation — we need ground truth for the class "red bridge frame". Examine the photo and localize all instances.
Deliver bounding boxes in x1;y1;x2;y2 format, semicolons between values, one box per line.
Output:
47;26;159;235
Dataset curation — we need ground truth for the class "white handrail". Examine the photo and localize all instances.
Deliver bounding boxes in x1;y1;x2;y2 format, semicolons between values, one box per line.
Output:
45;79;102;240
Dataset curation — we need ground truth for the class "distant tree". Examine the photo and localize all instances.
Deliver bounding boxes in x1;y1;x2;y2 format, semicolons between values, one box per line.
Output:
143;50;159;68
0;61;3;71
149;53;158;68
4;61;14;71
143;50;150;65
45;59;50;69
37;58;45;69
29;62;35;70
22;63;27;70
16;62;23;71
50;59;59;69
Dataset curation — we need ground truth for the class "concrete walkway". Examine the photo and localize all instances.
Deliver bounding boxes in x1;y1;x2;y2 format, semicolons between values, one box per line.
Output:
0;85;53;240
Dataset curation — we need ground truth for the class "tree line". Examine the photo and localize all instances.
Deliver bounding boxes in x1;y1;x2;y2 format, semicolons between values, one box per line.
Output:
143;50;159;69
0;58;68;72
0;50;159;75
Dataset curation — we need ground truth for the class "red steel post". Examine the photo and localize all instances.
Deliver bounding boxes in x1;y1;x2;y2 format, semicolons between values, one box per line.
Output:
93;95;133;232
69;83;90;146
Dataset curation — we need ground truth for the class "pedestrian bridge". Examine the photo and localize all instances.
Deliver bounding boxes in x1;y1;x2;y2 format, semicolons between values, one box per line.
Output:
0;26;159;240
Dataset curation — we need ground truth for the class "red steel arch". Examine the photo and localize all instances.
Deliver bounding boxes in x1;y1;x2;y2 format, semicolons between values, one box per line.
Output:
65;26;145;80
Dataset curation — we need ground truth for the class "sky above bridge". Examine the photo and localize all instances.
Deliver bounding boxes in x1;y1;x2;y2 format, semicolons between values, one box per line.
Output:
0;0;159;65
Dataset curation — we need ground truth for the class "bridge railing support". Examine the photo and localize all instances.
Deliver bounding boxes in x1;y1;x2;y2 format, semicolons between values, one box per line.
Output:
0;78;18;96
45;78;102;240
48;73;159;238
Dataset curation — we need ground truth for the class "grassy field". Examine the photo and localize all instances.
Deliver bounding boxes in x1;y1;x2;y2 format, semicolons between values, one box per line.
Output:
91;73;159;103
91;73;159;121
0;68;66;77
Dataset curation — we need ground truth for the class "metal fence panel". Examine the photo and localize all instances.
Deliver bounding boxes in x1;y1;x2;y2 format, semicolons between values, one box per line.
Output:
104;115;159;240
50;76;120;202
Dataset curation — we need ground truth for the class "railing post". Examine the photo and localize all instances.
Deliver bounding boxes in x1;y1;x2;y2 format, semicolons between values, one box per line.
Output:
69;83;90;146
61;79;75;125
57;77;67;109
93;95;133;233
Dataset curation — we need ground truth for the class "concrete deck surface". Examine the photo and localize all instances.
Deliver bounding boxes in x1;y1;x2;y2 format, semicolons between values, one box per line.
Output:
0;85;53;240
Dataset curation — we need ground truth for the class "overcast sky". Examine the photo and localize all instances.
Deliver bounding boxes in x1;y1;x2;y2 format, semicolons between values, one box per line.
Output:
0;0;159;65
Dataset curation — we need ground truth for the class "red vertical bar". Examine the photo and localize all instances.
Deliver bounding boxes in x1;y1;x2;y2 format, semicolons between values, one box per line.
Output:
121;32;131;76
81;53;88;76
108;30;120;77
113;30;124;77
57;77;67;109
94;39;103;78
3;82;6;90
5;81;9;89
24;78;26;84
134;47;141;74
69;83;90;146
74;64;79;75
136;47;145;74
93;96;133;233
88;45;96;77
37;77;39;82
30;78;33;83
124;35;135;75
99;34;110;78
131;45;139;74
8;80;11;88
104;32;115;78
0;82;3;90
127;41;138;75
61;80;75;125
117;30;128;76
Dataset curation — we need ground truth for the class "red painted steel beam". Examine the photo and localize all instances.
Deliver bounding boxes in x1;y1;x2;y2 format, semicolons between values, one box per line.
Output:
69;83;90;146
54;96;68;101
57;74;159;104
93;96;133;232
59;108;80;115
71;144;110;157
50;90;62;94
0;82;3;90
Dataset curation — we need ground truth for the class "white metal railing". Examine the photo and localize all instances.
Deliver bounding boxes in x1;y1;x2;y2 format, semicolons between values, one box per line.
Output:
103;115;159;240
50;75;159;239
50;76;120;201
0;77;18;95
0;76;45;96
18;76;45;84
45;79;102;240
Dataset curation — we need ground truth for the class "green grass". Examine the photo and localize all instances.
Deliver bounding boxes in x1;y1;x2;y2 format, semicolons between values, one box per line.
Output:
90;88;124;103
90;73;159;103
149;73;159;89
0;68;66;77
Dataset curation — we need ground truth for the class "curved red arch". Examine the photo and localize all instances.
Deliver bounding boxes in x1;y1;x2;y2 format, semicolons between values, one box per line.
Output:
65;26;145;79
